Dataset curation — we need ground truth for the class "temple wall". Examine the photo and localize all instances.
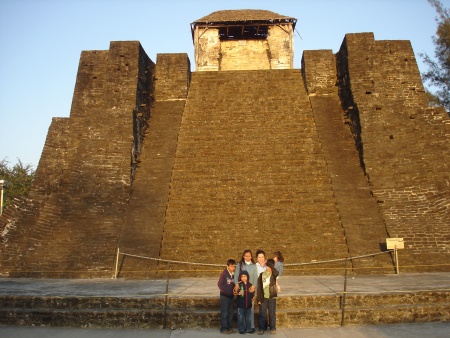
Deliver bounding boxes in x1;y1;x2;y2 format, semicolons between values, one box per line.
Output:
336;33;450;270
0;41;155;277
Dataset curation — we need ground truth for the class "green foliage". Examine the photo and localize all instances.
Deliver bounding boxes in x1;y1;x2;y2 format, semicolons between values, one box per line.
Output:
420;0;450;113
0;158;35;209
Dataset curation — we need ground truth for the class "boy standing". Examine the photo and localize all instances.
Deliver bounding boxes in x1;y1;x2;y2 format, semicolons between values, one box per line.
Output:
218;259;236;334
235;270;256;334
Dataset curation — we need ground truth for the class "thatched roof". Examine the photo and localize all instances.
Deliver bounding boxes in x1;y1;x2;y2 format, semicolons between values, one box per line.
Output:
193;9;296;24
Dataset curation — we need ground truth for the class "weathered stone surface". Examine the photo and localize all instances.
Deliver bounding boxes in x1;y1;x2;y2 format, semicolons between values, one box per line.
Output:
0;41;155;278
336;33;450;272
159;69;348;277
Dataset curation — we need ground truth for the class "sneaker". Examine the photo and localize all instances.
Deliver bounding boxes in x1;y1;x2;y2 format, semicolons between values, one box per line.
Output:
221;330;231;334
258;331;264;335
229;329;236;333
247;329;255;334
270;329;276;334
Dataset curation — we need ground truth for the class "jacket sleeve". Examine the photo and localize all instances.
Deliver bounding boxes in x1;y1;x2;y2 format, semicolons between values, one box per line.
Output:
256;275;263;303
275;262;284;277
218;270;226;293
272;267;279;279
248;283;255;299
234;263;241;284
250;265;259;286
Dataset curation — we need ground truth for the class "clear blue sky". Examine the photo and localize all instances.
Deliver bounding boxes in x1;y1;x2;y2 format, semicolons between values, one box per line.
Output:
0;0;448;168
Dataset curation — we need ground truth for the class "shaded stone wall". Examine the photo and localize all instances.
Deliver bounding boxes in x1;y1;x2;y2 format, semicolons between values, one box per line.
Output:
0;118;70;247
302;49;392;273
0;41;154;277
336;33;450;271
117;53;190;277
31;118;71;197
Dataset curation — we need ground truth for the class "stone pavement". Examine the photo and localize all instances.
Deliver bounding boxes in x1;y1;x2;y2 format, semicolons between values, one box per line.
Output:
0;272;449;337
0;323;449;338
1;272;449;298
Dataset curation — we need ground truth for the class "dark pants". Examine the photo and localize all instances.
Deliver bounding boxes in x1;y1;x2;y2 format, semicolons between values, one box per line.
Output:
258;298;276;331
220;295;234;332
237;307;253;333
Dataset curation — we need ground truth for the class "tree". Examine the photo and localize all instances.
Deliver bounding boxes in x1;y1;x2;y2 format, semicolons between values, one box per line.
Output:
420;0;450;113
0;158;35;209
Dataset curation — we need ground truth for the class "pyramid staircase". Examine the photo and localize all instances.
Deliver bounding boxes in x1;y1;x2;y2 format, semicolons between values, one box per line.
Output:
158;69;365;276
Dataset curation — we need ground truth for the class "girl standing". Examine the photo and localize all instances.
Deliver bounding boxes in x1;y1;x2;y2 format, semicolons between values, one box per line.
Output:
273;251;284;277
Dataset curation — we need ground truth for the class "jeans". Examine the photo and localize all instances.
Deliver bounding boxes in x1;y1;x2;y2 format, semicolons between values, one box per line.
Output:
220;295;234;332
258;298;276;331
249;304;255;330
237;307;253;333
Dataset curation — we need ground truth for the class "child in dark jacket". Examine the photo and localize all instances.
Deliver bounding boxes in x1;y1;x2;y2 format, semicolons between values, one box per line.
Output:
235;270;255;334
256;258;279;335
218;259;236;334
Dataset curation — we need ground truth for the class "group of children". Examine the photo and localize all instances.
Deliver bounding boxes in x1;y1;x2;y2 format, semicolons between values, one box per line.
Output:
218;249;284;335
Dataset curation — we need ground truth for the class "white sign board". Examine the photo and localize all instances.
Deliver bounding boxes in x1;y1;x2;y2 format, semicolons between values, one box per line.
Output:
386;238;404;250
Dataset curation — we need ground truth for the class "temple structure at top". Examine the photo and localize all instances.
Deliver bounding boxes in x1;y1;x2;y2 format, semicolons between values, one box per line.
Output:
191;9;297;71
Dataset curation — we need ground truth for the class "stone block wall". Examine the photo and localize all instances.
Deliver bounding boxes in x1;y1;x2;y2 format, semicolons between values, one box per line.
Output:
302;49;392;273
0;41;154;277
336;33;450;271
154;53;191;100
301;50;337;95
117;53;190;277
30;118;70;197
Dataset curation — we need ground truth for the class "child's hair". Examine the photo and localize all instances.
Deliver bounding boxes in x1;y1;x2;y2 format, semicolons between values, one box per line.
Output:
239;271;250;281
227;259;236;266
273;251;284;262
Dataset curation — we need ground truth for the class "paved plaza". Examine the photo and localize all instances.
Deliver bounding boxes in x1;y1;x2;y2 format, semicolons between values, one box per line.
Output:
1;272;449;298
0;322;449;338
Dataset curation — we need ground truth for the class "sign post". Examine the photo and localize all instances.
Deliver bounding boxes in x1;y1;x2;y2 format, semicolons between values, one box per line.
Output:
386;238;404;274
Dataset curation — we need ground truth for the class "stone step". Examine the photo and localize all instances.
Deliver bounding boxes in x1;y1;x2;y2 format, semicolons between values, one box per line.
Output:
0;291;448;329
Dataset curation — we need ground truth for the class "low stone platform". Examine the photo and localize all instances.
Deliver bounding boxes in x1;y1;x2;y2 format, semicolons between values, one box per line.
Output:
0;273;449;329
